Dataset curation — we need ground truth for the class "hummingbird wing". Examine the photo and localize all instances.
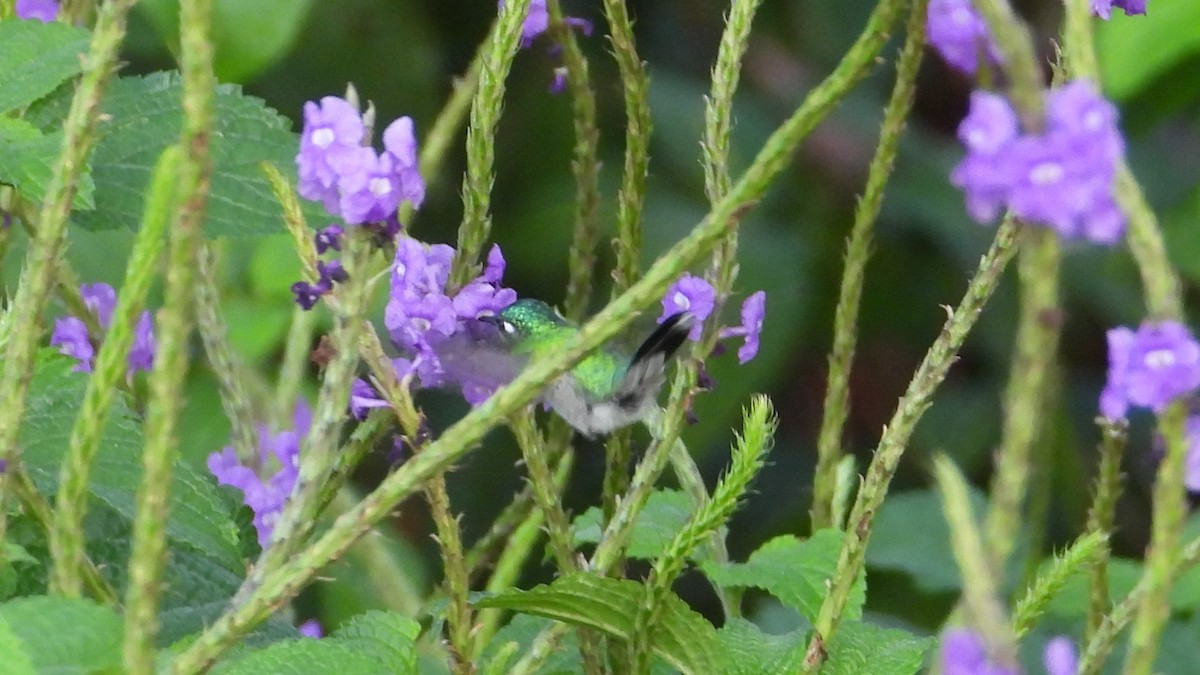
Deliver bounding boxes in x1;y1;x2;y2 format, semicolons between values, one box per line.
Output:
432;321;529;391
613;312;694;407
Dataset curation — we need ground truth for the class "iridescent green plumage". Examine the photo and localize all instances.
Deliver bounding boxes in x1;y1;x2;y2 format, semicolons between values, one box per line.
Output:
486;298;692;436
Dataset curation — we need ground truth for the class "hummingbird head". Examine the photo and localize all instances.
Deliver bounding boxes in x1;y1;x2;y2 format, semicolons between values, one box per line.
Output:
481;298;569;345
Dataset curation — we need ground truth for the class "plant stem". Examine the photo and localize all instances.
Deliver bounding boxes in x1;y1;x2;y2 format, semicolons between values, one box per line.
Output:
1011;530;1107;638
50;146;180;598
811;0;927;529
0;0;137;546
984;229;1061;571
1085;419;1126;642
802;217;1022;671
123;0;215;668
275;305;317;423
449;0;530;290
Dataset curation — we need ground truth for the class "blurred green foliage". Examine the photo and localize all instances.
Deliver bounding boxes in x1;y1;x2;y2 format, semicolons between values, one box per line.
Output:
9;1;1200;670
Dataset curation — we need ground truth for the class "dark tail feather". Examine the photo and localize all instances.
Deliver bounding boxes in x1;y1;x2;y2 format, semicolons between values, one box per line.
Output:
631;312;693;366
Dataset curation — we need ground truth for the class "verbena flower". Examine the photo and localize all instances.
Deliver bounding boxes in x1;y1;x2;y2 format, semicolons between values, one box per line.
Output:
290;259;349;310
1100;321;1200;421
1092;0;1147;20
926;0;1001;75
298;619;323;639
207;403;311;547
384;238;516;400
314;225;344;254
16;0;59;22
939;629;1017;675
1183;411;1200;493
658;275;767;363
296;96;424;225
50;282;155;375
952;81;1126;244
1042;636;1079;675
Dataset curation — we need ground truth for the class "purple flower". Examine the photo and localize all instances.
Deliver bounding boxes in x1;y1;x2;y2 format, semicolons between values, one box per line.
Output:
926;0;1001;75
50;283;155;374
1183;411;1200;493
1043;637;1078;675
502;0;591;48
297;97;367;214
291;260;350;310
296;96;424;225
660;274;717;340
298;619;323;639
1092;0;1147;19
719;291;766;364
16;0;59;22
51;317;94;373
551;67;569;94
952;81;1126;244
1100;321;1200;421
939;629;1017;675
314;225;344;254
207;403;311;547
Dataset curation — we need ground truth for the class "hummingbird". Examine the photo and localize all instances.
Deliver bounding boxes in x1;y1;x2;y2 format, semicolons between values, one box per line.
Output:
478;298;694;437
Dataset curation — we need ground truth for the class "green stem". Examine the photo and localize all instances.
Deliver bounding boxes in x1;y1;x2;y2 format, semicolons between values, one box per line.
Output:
971;0;1045;127
50;146;180;599
195;244;260;460
548;0;602;322
0;0;137;545
810;0;927;529
933;454;1019;669
983;229;1061;571
464;482;539;579
275;305;317;423
449;0;530;290
425;475;473;673
801;217;1022;672
601;0;651;297
1011;530;1107;639
122;0;215;667
1085;419;1126;642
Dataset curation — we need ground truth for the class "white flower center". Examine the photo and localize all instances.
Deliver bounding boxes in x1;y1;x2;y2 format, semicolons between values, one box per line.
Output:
394;262;407;277
312;127;335;149
411;317;431;332
1144;349;1177;370
369;177;393;198
673;291;691;310
1029;161;1064;186
1083;109;1104;132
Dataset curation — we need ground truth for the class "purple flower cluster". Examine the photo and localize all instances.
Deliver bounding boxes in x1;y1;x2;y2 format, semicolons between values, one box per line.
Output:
16;0;59;22
658;274;766;364
296;97;424;226
503;0;592;48
207;403;311;547
1100;321;1200;421
952;81;1126;244
1092;0;1147;19
926;0;1002;75
291;225;349;310
374;237;516;404
50;283;156;376
940;629;1077;675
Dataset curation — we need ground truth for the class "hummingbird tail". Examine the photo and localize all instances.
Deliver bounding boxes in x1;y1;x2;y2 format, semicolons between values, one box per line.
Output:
631;312;693;366
613;312;694;409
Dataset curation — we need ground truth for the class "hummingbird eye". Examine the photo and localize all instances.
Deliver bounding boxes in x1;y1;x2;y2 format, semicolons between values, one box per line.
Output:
499;320;517;335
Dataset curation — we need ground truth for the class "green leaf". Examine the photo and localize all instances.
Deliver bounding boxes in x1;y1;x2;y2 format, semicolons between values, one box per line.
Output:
702;529;866;624
0;616;36;675
0;117;95;209
823;621;934;675
138;0;315;83
20;351;242;570
572;489;694;560
26;72;321;238
475;573;722;675
716;618;805;675
213;611;420;675
480;614;581;675
0;19;90;114
867;488;978;593
1097;3;1200;100
0;596;123;674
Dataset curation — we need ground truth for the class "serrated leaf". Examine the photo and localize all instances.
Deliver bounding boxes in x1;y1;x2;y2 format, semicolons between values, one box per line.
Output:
0;117;95;209
716;618;805;675
475;573;722;675
0;596;123;674
572;489;694;560
823;621;934;675
0;19;90;114
214;611;420;675
27;72;322;237
702;529;865;624
480;614;582;675
1097;3;1200;100
21;351;242;570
